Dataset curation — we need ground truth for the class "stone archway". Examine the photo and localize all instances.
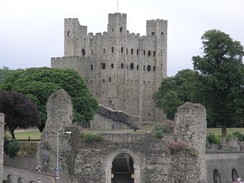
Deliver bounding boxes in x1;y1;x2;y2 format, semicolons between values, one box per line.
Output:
106;149;140;183
213;169;221;183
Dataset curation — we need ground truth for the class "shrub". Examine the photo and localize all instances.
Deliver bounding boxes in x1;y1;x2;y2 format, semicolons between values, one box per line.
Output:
232;131;243;142
84;134;94;142
152;120;174;138
4;135;20;157
84;133;104;143
206;134;220;144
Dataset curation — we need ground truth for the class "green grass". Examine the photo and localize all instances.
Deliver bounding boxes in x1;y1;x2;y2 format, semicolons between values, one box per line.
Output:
7;131;41;140
207;128;244;135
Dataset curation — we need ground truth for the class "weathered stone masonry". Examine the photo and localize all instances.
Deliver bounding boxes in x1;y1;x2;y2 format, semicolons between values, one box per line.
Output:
51;13;167;123
39;90;207;183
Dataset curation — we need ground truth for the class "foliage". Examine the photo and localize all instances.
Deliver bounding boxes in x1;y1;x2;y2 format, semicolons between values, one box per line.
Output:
153;69;197;119
206;134;220;144
4;134;20;157
232;131;243;142
192;29;244;134
0;91;41;139
83;133;104;143
152;120;174;138
0;67;99;131
0;66;13;86
162;138;197;155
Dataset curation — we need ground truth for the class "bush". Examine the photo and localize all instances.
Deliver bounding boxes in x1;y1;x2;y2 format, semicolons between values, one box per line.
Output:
206;134;220;144
84;133;104;143
232;131;243;142
4;135;20;157
152;120;174;138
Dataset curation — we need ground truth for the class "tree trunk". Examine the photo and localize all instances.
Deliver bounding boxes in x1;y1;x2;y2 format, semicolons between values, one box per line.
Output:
10;130;16;140
221;124;227;136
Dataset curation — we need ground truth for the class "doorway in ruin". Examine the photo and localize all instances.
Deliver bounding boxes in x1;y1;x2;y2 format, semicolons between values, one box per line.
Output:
106;149;140;183
112;154;134;183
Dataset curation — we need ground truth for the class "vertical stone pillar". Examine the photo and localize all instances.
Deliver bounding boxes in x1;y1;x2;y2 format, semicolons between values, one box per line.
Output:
0;113;5;183
174;102;207;183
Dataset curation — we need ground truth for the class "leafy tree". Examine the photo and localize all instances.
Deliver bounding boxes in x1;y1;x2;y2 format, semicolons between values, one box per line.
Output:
0;67;99;132
192;29;244;135
0;91;41;139
153;69;197;119
0;66;13;86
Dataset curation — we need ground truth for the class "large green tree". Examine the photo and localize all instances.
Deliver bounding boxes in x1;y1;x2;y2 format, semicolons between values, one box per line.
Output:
0;67;99;131
192;29;244;135
0;66;13;86
0;91;41;139
153;69;197;119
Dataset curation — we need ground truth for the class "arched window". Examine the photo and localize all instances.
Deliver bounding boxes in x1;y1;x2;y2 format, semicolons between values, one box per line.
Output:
137;49;139;55
111;63;114;69
137;65;139;70
147;65;151;72
130;63;134;70
82;49;85;56
153;51;156;57
121;63;124;69
213;169;221;183
111;47;114;53
121;47;124;53
143;50;145;56
148;51;151;57
91;64;93;70
131;49;133;55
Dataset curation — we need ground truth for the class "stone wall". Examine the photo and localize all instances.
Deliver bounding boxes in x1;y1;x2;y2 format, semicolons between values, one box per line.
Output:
66;102;207;183
0;113;4;183
51;13;167;123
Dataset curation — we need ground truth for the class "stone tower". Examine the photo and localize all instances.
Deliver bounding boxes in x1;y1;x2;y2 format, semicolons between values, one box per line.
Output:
52;13;168;122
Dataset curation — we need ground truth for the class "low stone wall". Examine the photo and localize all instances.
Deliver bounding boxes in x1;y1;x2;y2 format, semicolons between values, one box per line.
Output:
4;154;37;172
206;153;244;183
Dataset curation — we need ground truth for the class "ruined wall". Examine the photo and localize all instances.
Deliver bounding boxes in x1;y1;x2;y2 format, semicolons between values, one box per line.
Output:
51;13;167;123
0;113;4;183
67;102;207;183
39;89;75;176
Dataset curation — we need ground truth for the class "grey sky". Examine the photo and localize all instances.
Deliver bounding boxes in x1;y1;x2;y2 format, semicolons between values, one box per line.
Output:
0;0;243;76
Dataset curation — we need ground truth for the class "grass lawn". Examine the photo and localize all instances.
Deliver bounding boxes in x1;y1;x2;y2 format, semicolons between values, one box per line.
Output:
6;127;244;140
207;128;244;135
7;131;41;140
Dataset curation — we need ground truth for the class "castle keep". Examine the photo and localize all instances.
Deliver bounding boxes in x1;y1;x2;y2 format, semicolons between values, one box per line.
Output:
51;13;168;122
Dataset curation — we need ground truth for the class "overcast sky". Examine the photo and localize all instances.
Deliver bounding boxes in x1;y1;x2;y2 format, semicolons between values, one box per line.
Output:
0;0;243;77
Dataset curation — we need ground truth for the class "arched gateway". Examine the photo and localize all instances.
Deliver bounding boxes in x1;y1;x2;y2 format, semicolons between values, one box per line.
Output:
106;149;140;183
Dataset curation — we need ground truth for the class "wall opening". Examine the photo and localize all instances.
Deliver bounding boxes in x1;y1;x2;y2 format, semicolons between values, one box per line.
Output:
106;150;140;183
82;49;85;56
153;51;156;57
232;168;239;182
120;27;123;32
112;47;114;53
152;32;155;35
161;32;164;38
213;169;221;183
102;63;106;69
148;51;151;57
111;63;114;69
91;65;93;70
131;49;133;55
67;31;71;36
130;63;134;70
137;49;139;55
121;63;124;69
109;78;112;82
103;48;106;54
147;65;151;72
121;47;124;53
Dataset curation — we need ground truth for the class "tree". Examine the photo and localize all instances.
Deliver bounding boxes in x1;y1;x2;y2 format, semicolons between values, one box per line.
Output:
0;91;41;139
0;66;13;86
192;29;244;135
153;69;197;119
0;67;99;132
